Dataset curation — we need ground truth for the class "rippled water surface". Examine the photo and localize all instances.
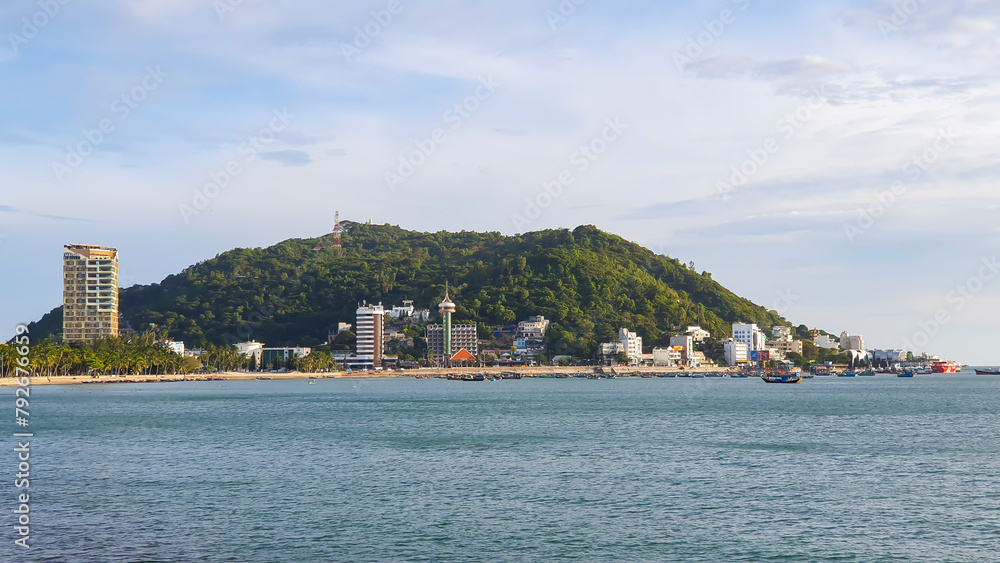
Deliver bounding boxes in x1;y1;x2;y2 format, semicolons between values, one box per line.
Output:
5;373;1000;561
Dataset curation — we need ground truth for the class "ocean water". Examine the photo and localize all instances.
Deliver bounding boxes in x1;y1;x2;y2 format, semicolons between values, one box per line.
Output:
5;373;1000;562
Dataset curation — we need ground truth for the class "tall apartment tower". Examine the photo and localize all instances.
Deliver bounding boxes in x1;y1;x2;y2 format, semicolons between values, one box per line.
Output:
62;244;119;343
355;302;385;369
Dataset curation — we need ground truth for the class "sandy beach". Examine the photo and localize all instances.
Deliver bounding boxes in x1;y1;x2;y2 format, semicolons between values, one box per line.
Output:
0;365;732;386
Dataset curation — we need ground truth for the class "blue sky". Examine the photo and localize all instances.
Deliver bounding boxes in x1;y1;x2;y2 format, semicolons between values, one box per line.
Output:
1;0;998;364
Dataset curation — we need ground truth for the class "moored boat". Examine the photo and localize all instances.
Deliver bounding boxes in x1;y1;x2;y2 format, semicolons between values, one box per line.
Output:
932;361;962;373
975;368;1000;375
761;373;803;384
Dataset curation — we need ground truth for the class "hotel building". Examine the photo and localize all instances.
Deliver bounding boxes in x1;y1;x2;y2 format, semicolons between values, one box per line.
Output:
724;339;749;366
355;302;385;369
732;323;767;352
62;244;119;343
427;323;479;364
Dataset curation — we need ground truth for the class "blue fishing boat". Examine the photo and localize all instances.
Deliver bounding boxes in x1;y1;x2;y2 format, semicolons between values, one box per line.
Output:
761;372;803;384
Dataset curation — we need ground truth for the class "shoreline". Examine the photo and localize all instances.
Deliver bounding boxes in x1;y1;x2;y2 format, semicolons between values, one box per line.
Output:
0;366;733;387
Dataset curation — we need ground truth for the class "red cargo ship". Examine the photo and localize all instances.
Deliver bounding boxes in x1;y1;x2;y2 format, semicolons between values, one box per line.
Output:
931;361;962;373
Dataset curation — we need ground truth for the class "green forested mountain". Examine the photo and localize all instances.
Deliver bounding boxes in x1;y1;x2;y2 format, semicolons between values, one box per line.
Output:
27;224;789;357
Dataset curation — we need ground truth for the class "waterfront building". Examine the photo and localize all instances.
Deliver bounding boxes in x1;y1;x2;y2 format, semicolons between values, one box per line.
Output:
426;323;478;364
724;338;749;366
601;328;643;365
871;349;908;366
840;331;865;352
768;339;803;357
652;346;682;367
236;341;265;368
355;302;385;369
814;334;840;349
685;326;711;342
165;341;185;356
262;347;312;369
62;244;119;343
670;335;694;352
667;334;703;367
689;350;707;367
732;323;766;352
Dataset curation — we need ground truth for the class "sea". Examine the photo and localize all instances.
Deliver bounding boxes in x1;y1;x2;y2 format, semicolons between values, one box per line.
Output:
5;371;1000;562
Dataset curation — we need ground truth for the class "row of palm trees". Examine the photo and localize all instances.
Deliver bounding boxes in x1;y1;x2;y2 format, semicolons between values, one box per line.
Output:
0;332;343;377
0;332;191;377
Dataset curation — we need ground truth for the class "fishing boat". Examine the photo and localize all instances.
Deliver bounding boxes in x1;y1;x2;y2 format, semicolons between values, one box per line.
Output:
897;370;915;378
932;361;962;373
975;368;1000;375
761;373;803;384
811;366;832;377
838;371;856;377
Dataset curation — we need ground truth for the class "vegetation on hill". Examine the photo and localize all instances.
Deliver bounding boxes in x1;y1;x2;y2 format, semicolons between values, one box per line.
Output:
26;224;790;359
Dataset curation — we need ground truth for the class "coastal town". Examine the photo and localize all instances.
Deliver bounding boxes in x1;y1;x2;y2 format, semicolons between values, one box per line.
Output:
46;243;963;380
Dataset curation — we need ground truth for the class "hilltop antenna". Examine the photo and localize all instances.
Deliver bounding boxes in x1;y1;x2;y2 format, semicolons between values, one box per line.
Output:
333;211;343;251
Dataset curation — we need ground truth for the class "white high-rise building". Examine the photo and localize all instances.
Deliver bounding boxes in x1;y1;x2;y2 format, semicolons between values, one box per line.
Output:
355;302;385;369
724;339;749;366
733;323;766;352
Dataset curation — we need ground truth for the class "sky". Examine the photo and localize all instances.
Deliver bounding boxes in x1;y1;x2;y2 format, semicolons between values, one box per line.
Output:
0;0;998;364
